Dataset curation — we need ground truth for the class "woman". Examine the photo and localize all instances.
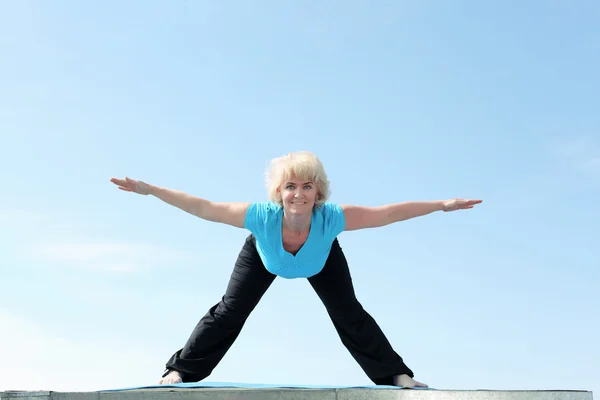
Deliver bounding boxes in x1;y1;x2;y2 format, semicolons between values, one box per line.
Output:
110;151;481;388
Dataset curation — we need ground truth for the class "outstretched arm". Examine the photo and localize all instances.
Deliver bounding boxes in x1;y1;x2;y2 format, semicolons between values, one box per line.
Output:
110;177;250;228
341;198;482;231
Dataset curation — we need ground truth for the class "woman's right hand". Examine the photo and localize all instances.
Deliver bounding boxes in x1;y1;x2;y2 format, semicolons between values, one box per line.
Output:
110;177;152;195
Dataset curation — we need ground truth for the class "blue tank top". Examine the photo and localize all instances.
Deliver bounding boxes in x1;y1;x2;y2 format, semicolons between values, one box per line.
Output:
244;202;346;279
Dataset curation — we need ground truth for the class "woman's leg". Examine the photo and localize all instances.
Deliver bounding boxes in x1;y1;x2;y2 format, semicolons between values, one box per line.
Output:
163;234;276;382
307;238;415;386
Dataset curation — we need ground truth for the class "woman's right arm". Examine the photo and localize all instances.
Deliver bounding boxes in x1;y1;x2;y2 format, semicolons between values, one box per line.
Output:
150;185;250;228
110;177;250;228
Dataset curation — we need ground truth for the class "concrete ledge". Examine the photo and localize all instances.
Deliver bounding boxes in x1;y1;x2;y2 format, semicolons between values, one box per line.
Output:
0;389;593;400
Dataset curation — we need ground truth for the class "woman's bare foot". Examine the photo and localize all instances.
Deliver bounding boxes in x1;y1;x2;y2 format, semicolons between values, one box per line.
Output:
393;374;428;388
159;370;183;384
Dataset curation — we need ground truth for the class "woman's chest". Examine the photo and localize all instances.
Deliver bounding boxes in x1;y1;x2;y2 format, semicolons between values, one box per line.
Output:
281;230;310;255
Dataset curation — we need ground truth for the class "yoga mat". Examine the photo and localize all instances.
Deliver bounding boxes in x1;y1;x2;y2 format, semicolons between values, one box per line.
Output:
101;381;434;392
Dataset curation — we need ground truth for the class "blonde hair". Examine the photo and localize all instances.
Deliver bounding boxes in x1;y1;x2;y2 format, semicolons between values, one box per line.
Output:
265;151;330;207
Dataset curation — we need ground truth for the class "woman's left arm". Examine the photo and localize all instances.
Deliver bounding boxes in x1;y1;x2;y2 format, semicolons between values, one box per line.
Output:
341;198;482;231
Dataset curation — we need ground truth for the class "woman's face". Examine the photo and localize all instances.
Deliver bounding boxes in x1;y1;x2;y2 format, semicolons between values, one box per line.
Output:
279;174;318;214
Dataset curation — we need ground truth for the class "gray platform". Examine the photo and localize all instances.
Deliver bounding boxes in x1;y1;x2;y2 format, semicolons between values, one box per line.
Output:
0;389;593;400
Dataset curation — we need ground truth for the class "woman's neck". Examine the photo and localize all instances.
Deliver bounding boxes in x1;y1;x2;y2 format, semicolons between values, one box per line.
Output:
282;211;311;233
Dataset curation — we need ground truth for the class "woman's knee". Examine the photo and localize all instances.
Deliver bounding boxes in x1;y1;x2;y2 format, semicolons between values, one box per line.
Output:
328;299;365;323
211;298;253;325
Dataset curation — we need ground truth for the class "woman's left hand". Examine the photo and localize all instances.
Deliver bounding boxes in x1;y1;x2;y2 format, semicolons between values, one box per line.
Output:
442;198;482;212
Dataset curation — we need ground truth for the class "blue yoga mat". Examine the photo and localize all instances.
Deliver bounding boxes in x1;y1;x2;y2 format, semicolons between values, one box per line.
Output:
101;381;434;392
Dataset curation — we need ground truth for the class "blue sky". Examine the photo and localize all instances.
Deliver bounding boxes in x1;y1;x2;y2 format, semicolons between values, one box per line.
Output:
0;0;598;394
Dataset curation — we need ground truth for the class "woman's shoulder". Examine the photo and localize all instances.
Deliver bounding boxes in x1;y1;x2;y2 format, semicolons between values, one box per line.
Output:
249;201;283;218
315;202;343;214
313;202;345;234
313;202;344;221
245;201;282;231
255;201;282;211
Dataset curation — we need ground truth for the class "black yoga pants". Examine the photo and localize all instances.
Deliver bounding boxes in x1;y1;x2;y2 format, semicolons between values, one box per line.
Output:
163;234;414;385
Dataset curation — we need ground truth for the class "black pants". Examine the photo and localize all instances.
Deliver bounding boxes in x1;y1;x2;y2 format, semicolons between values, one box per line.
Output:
164;234;414;385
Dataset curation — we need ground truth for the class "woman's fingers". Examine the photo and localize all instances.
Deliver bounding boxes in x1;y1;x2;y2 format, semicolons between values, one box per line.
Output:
110;177;128;186
111;177;136;189
110;177;148;195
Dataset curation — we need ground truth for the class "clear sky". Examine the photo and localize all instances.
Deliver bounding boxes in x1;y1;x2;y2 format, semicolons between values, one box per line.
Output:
0;0;598;395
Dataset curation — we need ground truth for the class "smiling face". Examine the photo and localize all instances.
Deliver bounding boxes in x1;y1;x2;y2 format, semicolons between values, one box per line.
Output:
266;151;331;209
279;176;318;214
